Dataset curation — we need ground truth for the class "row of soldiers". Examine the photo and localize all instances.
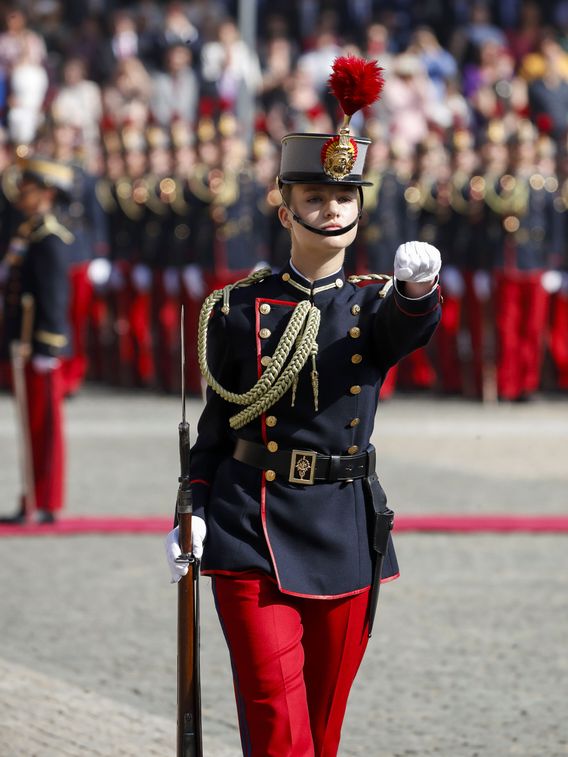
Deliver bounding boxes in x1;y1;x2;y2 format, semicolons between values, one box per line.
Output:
1;116;568;403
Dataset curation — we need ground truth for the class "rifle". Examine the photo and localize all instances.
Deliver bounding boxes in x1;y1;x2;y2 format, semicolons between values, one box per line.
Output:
10;292;36;517
175;306;203;757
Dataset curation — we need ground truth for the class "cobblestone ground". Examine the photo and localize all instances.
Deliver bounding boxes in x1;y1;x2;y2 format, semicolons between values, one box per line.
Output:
0;387;567;756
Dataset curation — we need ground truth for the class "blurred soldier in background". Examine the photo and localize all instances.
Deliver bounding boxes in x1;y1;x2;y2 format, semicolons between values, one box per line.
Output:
114;122;155;387
0;156;74;524
356;131;418;398
50;116;110;397
488;121;563;401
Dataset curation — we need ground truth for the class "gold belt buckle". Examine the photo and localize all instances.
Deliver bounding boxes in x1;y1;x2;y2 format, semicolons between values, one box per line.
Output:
289;449;317;485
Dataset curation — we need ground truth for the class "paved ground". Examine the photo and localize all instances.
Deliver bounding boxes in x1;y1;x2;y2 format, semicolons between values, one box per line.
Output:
0;386;567;756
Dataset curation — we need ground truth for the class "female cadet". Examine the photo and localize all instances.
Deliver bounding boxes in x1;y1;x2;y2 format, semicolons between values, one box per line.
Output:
165;57;443;756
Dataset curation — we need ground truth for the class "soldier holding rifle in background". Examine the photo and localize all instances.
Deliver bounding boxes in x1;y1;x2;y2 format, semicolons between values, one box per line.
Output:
0;156;73;525
165;56;442;756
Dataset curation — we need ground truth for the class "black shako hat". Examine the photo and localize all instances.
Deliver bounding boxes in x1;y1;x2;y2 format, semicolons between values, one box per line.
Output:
18;156;74;195
278;55;384;188
279;133;372;186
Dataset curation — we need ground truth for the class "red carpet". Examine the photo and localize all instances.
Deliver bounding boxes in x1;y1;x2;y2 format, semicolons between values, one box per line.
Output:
1;514;568;537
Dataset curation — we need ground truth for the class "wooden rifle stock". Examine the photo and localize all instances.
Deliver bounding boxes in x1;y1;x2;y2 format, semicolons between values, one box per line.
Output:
176;307;202;757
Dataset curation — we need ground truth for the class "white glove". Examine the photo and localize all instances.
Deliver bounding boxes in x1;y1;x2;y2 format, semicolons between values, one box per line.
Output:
164;517;207;583
440;265;465;298
394;241;441;283
131;263;152;293
541;270;563;294
32;355;60;373
163;267;181;297
473;270;492;302
87;257;112;286
182;264;205;299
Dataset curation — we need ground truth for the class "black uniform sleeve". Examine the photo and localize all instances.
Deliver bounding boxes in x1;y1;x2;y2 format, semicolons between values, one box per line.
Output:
186;306;236;520
30;235;70;357
371;281;441;373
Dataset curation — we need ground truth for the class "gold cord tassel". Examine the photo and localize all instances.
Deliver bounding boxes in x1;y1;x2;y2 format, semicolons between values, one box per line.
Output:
311;353;319;412
290;375;298;407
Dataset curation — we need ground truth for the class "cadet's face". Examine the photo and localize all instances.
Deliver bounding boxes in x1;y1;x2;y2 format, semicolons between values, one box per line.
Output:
286;184;359;251
17;180;49;216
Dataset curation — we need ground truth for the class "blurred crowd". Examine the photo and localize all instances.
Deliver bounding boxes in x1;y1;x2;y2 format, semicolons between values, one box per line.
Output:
1;0;568;401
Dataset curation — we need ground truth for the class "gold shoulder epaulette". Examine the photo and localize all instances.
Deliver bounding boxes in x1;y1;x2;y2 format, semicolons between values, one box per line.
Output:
2;164;21;203
348;273;393;298
213;267;272;315
30;214;75;245
95;178;117;212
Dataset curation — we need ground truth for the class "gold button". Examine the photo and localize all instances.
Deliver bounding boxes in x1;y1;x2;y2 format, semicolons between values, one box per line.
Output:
348;445;359;455
350;385;361;395
259;328;271;339
265;470;276;481
261;355;272;367
259;303;271;315
349;327;361;338
335;278;343;288
267;441;279;452
351;354;363;364
350;417;360;427
266;415;277;427
282;272;290;282
351;304;361;315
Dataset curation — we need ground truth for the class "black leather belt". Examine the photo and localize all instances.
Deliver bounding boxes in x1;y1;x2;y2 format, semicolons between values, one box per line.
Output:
233;439;374;485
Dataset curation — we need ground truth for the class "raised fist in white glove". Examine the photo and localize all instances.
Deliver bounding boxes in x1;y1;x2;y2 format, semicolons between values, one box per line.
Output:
164;517;207;583
394;241;441;283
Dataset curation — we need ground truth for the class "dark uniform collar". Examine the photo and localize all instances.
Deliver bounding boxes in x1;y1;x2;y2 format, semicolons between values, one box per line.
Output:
279;260;347;301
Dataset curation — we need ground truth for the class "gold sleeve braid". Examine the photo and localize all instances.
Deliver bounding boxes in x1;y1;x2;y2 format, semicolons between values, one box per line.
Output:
197;268;322;430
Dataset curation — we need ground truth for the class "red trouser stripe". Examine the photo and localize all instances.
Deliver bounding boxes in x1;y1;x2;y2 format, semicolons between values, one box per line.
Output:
26;362;65;512
212;572;370;757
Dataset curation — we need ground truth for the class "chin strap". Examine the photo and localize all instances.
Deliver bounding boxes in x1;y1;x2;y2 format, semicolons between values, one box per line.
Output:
280;184;364;237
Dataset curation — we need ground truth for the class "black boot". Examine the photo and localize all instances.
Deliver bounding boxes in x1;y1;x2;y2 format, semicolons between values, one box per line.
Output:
0;506;27;525
35;511;56;525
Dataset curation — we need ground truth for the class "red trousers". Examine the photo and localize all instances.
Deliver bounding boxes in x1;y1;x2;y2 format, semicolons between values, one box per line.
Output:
494;271;549;400
212;572;370;757
62;262;93;396
548;291;568;389
24;362;65;512
435;292;463;394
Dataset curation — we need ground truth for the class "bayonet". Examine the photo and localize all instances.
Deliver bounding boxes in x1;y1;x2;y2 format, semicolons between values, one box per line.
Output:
175;305;203;757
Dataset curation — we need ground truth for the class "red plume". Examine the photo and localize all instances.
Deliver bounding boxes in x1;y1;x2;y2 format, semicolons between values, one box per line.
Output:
328;55;384;117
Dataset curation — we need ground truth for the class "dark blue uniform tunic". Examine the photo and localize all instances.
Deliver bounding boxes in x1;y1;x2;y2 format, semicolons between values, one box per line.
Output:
190;261;441;598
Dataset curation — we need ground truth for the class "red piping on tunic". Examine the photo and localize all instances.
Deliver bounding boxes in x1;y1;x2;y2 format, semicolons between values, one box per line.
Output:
200;569;400;597
394;285;441;317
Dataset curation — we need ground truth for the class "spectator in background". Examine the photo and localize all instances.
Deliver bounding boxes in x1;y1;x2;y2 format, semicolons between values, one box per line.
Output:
365;22;394;71
505;0;543;65
50;57;103;149
450;0;507;65
201;17;262;111
102;56;153;128
140;1;200;70
526;31;568;140
296;26;342;96
150;40;199;126
381;53;436;148
408;26;458;103
6;38;49;145
109;10;140;61
0;5;47;70
259;32;296;112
